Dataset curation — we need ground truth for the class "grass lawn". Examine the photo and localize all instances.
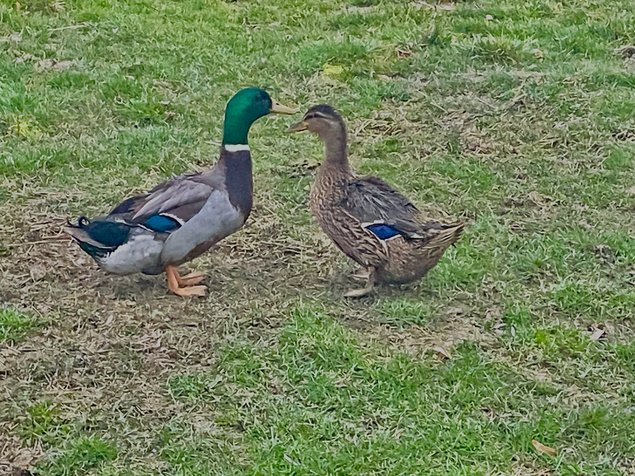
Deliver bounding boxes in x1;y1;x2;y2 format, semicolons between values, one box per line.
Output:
1;0;634;474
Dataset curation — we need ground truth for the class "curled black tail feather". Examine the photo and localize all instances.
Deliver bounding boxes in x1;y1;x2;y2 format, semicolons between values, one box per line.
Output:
66;216;91;229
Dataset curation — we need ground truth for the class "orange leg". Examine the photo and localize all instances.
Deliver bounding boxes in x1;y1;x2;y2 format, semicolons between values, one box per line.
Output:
344;267;376;298
351;268;370;281
178;271;206;286
165;265;207;297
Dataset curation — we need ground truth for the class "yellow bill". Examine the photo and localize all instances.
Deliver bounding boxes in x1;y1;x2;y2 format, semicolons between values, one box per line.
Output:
270;99;298;115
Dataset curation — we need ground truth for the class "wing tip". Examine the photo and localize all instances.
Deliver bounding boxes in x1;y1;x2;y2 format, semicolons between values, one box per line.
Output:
110;195;146;216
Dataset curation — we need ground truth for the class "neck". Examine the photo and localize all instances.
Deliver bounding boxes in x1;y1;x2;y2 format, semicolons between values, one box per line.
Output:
222;116;251;146
320;128;351;175
220;147;253;215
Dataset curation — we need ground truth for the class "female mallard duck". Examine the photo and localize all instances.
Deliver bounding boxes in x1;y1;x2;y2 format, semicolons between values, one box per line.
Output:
64;87;295;297
289;104;464;297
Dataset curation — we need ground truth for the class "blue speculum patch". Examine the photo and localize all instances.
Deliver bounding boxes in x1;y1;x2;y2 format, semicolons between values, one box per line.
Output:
143;214;182;232
365;223;402;240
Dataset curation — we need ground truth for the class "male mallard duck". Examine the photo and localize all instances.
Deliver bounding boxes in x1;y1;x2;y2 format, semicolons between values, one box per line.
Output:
65;87;295;297
289;105;464;297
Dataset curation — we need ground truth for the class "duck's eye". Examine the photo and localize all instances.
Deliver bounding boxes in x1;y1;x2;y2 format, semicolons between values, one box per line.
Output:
304;113;318;121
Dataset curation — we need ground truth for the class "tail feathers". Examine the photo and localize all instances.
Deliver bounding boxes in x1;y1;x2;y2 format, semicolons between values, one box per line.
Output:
69;215;91;228
409;220;464;252
64;216;103;247
64;216;132;258
430;222;464;249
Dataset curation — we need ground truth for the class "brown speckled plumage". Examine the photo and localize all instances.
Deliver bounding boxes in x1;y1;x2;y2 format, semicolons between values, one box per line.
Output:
291;104;464;296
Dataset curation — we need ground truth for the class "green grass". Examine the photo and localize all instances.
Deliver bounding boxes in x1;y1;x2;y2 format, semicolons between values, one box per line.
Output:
0;308;37;342
1;0;634;475
163;308;635;475
44;436;118;476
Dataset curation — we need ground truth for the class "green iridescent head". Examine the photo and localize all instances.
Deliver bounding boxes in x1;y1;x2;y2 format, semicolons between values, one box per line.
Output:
222;87;296;145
